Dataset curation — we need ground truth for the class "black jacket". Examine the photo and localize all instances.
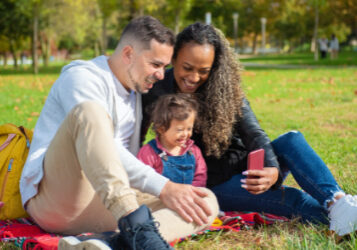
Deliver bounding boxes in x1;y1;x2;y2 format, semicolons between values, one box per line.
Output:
142;69;282;188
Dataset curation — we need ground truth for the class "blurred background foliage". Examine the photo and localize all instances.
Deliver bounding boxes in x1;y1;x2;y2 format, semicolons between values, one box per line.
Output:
0;0;356;73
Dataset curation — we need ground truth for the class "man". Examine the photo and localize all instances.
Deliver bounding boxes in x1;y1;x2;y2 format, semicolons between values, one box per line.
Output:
20;16;218;250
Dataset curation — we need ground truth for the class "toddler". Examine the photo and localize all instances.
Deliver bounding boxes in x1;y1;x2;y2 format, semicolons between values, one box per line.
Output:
137;93;206;187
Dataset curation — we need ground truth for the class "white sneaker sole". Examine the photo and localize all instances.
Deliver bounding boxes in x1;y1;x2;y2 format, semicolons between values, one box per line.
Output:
58;236;112;250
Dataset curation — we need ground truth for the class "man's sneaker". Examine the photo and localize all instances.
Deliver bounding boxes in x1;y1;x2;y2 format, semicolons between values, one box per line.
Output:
118;204;173;250
58;231;119;250
329;194;357;236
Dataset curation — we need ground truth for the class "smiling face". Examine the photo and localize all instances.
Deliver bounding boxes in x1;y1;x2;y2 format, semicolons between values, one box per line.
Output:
126;39;173;94
158;111;196;152
172;42;215;93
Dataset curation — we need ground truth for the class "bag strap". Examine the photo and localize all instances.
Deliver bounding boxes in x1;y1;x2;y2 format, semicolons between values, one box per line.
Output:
19;126;31;148
0;134;16;152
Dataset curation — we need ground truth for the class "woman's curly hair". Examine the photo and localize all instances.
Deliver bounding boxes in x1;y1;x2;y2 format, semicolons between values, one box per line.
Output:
173;23;244;158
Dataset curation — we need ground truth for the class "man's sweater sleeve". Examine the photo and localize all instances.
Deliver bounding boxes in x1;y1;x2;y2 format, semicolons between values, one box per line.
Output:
115;140;169;197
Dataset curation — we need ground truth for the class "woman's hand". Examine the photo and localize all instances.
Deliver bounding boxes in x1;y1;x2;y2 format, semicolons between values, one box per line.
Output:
240;167;279;195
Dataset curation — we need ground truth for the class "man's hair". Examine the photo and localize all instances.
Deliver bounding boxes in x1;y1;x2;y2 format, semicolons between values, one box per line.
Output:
119;16;175;49
151;93;199;134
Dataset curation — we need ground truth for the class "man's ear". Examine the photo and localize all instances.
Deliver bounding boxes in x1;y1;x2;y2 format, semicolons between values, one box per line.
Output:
122;45;134;64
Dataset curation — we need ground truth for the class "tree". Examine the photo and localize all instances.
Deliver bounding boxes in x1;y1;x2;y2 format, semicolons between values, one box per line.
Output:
97;0;117;54
31;0;40;73
0;36;10;67
328;0;357;41
164;0;194;34
0;0;31;69
273;0;309;52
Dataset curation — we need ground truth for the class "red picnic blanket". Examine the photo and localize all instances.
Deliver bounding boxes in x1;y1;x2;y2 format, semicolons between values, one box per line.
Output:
0;212;288;249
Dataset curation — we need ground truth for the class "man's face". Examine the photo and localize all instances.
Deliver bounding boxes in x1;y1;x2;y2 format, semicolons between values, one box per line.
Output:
127;40;173;94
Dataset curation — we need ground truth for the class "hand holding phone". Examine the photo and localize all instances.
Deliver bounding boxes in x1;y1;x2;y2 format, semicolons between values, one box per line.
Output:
247;149;264;171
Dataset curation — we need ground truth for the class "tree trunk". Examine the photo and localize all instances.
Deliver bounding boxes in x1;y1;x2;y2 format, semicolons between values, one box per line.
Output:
45;38;50;66
2;52;7;66
252;32;258;55
313;1;319;61
40;33;50;67
32;2;39;74
129;0;136;20
9;40;18;69
94;40;100;57
20;52;24;65
175;10;180;35
101;17;107;55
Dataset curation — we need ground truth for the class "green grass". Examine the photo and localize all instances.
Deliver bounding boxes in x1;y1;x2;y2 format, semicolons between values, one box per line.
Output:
177;66;357;249
240;51;357;66
0;63;65;128
1;58;357;249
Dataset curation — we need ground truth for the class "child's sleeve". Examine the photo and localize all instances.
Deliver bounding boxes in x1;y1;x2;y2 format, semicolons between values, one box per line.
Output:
191;145;207;187
137;144;163;174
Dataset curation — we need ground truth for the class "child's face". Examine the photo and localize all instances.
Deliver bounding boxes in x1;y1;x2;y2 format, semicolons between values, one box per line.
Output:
159;111;195;150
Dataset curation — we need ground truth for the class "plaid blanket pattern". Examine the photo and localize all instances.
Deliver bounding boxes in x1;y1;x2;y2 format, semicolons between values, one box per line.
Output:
0;212;288;249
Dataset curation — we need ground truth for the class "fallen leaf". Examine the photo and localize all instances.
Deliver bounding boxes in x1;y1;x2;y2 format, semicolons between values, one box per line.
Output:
254;237;262;244
242;71;256;77
354;90;357;96
31;112;40;117
328;77;335;85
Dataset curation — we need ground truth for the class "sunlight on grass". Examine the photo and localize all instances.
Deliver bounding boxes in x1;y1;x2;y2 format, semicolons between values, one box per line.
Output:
0;64;356;249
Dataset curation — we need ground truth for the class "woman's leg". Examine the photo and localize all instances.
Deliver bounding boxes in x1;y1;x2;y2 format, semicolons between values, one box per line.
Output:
211;174;329;224
271;131;344;209
271;131;357;236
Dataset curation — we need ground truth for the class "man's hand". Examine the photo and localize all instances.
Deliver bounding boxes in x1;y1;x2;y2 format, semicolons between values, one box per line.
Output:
159;181;212;226
241;167;279;195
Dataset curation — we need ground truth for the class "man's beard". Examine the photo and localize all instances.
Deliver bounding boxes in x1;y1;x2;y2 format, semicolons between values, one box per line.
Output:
128;68;145;94
127;68;158;94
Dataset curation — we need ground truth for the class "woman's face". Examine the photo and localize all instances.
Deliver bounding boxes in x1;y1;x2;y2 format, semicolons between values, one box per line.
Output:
172;42;215;93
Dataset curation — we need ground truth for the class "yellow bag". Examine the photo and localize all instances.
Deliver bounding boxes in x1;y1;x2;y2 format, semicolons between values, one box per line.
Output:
0;124;33;219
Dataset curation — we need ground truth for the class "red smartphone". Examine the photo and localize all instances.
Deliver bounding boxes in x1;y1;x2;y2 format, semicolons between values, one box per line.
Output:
247;149;265;171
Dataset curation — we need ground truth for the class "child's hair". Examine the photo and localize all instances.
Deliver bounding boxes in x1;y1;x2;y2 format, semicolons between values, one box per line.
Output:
151;93;199;134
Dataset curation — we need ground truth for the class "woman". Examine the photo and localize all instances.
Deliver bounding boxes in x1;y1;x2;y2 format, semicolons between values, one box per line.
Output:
142;22;357;237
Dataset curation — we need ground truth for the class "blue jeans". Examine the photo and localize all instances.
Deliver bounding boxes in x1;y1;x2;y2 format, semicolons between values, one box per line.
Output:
211;131;344;224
